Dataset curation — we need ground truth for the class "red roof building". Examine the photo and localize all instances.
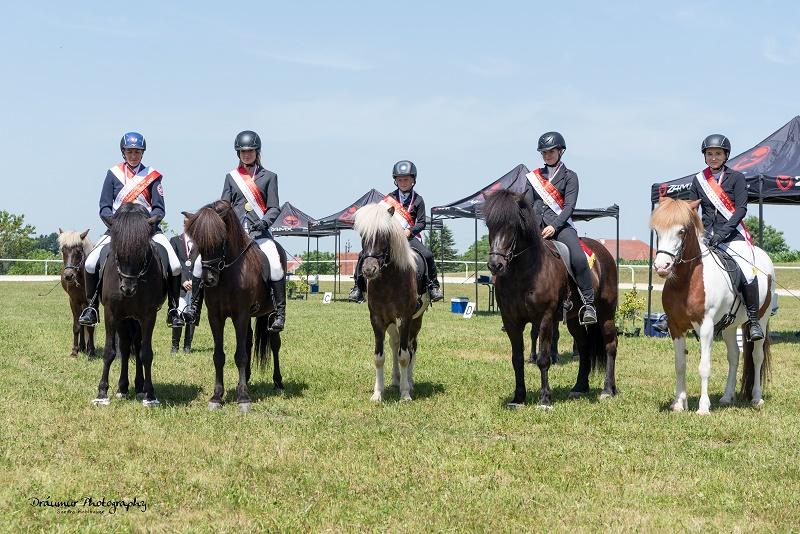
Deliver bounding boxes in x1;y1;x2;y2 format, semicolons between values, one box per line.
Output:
598;239;655;262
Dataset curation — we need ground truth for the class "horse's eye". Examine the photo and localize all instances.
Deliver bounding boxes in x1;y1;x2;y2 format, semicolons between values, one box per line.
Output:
678;229;685;236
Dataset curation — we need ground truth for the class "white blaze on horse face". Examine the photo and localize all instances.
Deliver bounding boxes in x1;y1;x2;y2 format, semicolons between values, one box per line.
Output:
654;225;683;277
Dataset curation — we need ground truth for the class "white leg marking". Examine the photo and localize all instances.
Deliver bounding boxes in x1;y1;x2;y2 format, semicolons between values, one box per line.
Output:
398;348;412;401
672;336;688;412
697;320;714;415
371;351;385;402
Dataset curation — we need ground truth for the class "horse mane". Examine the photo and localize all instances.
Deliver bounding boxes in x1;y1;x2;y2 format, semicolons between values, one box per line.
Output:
482;189;537;236
354;203;415;272
110;203;152;263
650;197;703;236
58;231;93;254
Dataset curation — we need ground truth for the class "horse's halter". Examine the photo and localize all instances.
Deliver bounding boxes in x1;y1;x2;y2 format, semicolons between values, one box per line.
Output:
362;244;392;273
115;246;152;281
655;228;704;267
62;248;85;273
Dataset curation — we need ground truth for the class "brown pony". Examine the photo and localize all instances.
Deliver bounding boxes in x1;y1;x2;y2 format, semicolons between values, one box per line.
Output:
483;189;618;407
58;229;96;358
353;202;430;402
184;200;284;413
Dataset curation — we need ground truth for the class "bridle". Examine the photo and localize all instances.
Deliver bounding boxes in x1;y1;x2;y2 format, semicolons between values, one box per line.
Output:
655;227;705;267
488;233;529;268
200;239;255;275
116;246;152;282
362;246;391;273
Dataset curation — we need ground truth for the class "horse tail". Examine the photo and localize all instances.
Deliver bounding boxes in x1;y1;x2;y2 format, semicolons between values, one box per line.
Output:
254;315;272;371
741;327;771;401
588;323;606;372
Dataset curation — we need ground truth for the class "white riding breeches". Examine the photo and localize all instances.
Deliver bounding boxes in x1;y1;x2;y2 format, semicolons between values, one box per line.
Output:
719;240;757;284
85;233;181;276
192;238;284;281
256;238;284;281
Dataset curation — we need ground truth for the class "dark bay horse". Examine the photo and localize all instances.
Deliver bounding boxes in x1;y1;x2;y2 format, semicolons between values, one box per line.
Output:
483;189;618;407
58;229;96;358
353;202;430;402
92;203;166;407
184;200;284;413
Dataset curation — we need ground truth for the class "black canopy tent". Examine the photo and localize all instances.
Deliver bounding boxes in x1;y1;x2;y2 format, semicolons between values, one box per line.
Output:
308;189;443;300
432;163;621;311
270;202;337;297
646;115;800;331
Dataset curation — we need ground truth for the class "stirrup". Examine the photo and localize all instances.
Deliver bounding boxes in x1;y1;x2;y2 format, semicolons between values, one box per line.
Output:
268;311;285;332
168;308;185;328
79;307;99;327
747;321;764;342
579;304;597;326
429;285;443;302
348;287;364;303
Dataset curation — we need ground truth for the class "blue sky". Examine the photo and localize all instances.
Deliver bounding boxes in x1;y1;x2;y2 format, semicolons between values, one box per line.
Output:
3;1;800;255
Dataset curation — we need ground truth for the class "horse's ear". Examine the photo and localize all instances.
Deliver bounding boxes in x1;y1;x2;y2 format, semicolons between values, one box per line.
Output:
181;211;194;219
146;216;160;227
80;229;89;240
58;227;64;234
516;193;530;210
101;215;114;228
386;205;395;216
688;199;701;210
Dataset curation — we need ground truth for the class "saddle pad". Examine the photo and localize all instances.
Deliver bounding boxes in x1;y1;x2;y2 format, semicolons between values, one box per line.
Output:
711;248;744;293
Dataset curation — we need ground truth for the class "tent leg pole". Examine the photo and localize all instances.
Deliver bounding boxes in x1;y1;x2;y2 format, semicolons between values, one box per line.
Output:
474;217;478;312
306;234;310;299
646;203;655;337
441;220;445;300
759;175;764;247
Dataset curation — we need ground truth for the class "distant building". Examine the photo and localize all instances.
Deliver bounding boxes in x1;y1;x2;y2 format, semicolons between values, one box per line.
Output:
598;239;655;262
337;252;360;276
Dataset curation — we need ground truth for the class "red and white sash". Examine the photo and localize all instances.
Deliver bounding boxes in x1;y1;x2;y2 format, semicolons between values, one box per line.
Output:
695;168;753;246
526;167;595;266
229;166;267;219
110;163;161;212
379;194;421;240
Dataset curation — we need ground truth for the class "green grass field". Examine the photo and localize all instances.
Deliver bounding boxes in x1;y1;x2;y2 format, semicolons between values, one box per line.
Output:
1;282;799;532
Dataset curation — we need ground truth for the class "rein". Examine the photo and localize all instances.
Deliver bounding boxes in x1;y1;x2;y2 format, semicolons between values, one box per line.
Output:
488;235;530;267
201;239;255;273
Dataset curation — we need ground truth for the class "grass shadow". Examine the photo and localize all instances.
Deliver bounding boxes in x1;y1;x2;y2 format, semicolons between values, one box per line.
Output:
767;330;800;344
222;380;309;403
498;385;611;408
154;382;203;406
382;380;446;402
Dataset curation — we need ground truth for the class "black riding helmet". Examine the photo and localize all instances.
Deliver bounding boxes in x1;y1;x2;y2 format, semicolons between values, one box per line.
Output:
392;160;417;188
537;131;566;152
235;130;261;152
701;134;731;155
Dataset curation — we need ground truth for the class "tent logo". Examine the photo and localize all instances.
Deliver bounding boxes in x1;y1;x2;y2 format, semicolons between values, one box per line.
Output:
732;145;770;171
776;175;794;191
283;215;300;227
659;183;691;197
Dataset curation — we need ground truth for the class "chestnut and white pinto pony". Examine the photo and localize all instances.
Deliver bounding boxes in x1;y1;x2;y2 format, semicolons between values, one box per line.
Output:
353;202;430;402
651;198;774;414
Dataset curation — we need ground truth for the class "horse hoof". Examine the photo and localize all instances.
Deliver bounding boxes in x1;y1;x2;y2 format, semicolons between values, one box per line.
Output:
599;391;615;401
671;401;686;413
752;398;765;409
91;398;110;406
115;392;126;399
69;353;78;359
370;393;382;402
238;403;252;413
208;402;223;411
142;399;160;408
136;393;145;401
400;394;412;402
696;409;710;416
506;402;524;410
537;403;553;411
719;396;734;406
568;391;583;400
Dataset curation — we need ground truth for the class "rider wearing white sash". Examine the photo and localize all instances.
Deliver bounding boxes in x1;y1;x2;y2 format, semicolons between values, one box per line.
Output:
687;134;763;341
182;130;287;332
347;160;443;303
79;132;184;328
523;131;597;324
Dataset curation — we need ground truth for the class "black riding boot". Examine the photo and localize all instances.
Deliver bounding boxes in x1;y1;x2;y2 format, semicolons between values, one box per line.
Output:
348;254;366;302
78;270;101;326
578;288;597;325
180;275;203;324
183;324;195;353
171;326;181;354
426;257;443;302
167;274;185;328
743;278;765;341
269;277;287;332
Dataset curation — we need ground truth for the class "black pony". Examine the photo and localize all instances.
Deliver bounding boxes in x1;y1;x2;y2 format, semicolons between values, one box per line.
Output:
484;190;619;407
92;203;166;407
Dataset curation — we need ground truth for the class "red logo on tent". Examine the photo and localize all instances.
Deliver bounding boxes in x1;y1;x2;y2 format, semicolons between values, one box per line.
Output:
338;205;358;222
659;183;668;197
731;145;770;171
283;215;300;227
776;175;794;191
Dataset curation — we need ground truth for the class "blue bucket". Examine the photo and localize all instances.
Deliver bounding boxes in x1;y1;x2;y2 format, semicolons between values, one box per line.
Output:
451;297;469;314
